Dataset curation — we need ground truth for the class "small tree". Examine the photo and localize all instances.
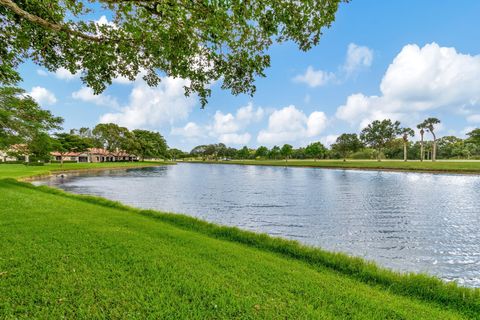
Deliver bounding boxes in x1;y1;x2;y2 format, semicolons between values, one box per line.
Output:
167;148;186;161
280;144;293;163
399;127;415;162
28;132;54;162
237;146;250;160
466;128;480;146
0;86;63;149
93;123;133;152
255;146;269;158
268;146;281;160
360;119;401;161
416;124;426;161
131;129;168;161
305;142;326;161
53;133;92;167
331;133;363;161
419;118;441;161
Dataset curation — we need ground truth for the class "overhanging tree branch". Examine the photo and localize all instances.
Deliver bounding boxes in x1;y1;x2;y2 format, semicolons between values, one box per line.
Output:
0;0;103;42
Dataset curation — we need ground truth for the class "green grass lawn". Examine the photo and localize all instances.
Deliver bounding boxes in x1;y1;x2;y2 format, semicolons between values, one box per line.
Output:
1;179;479;319
186;159;480;173
0;162;165;179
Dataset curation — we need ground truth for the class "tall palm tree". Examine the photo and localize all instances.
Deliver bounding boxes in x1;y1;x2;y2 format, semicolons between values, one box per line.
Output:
417;123;426;162
419;118;441;162
399;127;415;162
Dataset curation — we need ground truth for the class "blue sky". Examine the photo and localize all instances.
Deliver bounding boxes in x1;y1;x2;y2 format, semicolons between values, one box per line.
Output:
17;0;480;151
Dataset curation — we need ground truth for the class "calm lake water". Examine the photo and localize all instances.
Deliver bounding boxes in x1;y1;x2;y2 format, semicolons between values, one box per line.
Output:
36;163;480;287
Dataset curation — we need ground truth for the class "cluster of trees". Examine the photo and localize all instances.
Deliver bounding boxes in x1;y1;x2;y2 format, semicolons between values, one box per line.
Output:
188;142;327;162
64;123;169;161
188;118;480;162
1;87;170;163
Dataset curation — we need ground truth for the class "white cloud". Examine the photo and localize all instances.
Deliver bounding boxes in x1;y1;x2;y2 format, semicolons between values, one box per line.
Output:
293;43;372;87
72;87;119;109
171;122;204;138
293;66;335;88
100;77;195;129
213;111;239;134
307;111;328;137
218;133;251;145
36;69;48;76
54;67;79;81
171;103;262;145
336;43;480;128
211;104;263;135
95;15;115;27
467;114;480;123
236;102;264;123
343;43;373;75
257;105;328;145
112;76;132;85
29;86;57;105
320;134;339;147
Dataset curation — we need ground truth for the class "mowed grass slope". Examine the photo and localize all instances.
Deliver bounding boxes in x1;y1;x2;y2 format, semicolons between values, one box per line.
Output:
188;159;480;173
1;180;478;319
0;162;163;179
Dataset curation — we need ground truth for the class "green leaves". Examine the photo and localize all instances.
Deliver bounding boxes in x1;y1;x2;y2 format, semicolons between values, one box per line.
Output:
331;133;363;160
0;86;63;149
0;0;344;106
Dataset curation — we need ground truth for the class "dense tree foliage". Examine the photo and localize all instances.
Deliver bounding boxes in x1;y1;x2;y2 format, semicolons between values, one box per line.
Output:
280;144;293;162
360;120;400;161
466;129;480;145
131;129;168;161
92;123;133;152
0;0;344;105
255;146;269;158
28;132;55;162
0;86;63;149
305;142;327;161
331;134;363;161
53;133;92;165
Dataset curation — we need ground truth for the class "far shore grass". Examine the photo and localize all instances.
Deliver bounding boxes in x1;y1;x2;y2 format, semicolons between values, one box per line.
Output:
1;178;479;318
0;161;168;180
185;159;480;174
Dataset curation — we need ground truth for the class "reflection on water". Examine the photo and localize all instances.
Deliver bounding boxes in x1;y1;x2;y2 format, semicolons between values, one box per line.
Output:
36;163;480;287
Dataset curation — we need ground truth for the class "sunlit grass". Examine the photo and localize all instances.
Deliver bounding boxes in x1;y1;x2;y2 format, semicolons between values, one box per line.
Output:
1;179;479;318
0;162;166;179
187;159;480;173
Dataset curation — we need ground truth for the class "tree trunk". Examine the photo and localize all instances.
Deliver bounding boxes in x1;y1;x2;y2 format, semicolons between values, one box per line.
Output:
432;133;437;162
420;134;424;162
377;149;381;162
403;142;407;162
60;155;64;168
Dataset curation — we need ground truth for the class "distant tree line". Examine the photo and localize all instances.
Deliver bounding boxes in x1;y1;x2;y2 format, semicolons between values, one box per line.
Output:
187;118;480;162
1;87;172;163
2;87;480;163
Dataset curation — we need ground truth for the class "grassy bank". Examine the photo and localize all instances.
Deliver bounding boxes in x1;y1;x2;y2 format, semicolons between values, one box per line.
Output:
1;179;479;319
0;161;166;180
185;159;480;174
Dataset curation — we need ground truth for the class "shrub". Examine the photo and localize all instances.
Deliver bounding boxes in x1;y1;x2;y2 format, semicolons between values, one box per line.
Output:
350;149;376;159
0;161;24;164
